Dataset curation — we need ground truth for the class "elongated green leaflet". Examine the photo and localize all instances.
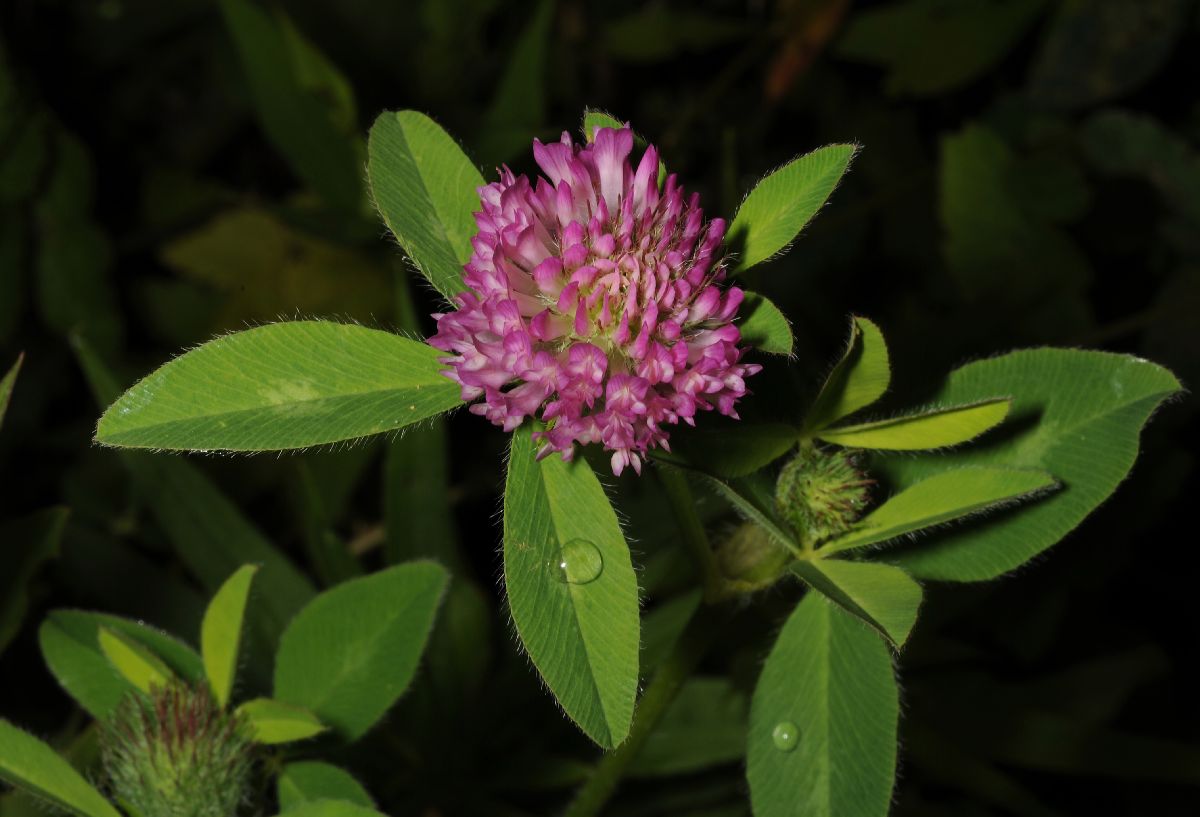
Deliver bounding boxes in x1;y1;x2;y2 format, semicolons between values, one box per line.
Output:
817;398;1011;450
97;627;176;694
790;559;922;647
739;292;794;356
39;611;203;719
76;337;316;653
0;507;67;656
477;0;554;160
218;0;362;214
94;321;462;452
0;352;22;430
803;316;890;434
875;349;1181;580
202;564;259;708
747;593;898;817
821;466;1058;556
278;762;374;810
237;698;327;744
503;426;640;749
0;721;121;817
730;144;856;272
693;470;800;557
273;561;448;741
367;110;484;301
384;421;459;570
631;678;747;778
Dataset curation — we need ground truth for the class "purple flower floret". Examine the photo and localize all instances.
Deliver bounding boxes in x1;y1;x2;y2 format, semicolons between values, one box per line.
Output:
429;126;761;475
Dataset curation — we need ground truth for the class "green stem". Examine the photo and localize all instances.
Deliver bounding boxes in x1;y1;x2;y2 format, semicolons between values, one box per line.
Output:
657;465;724;603
561;603;727;817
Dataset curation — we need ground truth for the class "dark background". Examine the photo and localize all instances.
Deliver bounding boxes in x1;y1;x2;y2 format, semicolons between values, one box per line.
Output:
1;1;1198;815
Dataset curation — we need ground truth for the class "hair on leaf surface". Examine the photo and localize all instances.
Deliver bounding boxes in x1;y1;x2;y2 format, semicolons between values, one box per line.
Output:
730;142;861;271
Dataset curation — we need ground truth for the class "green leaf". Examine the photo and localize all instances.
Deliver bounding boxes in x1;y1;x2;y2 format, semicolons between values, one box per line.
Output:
407;578;493;715
75;337;316;657
873;349;1181;580
159;206;391;331
383;277;461;571
1081;109;1200;228
0;352;21;430
291;460;364;586
640;590;701;677
581;109;624;138
278;762;374;810
96;627;176;694
0;110;50;205
695;469;800;556
739;292;793;356
0;508;66;656
33;130;123;353
476;0;555;161
747;594;898;817
1029;1;1191;110
275;14;357;134
201;564;258;708
669;422;797;479
218;0;363;213
237;698;327;745
0;721;120;817
0;216;23;344
273;561;448;741
940;125;1091;327
94;321;462;451
836;0;1048;96
790;559;922;647
367;110;485;301
818;398;1011;450
729;144;856;272
602;6;748;63
503;425;640;749
630;678;747;778
39;611;202;720
384;420;460;571
276;800;387;817
802;316;890;434
822;466;1058;556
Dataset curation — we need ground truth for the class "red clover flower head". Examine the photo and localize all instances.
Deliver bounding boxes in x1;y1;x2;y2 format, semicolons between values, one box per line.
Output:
429;126;761;475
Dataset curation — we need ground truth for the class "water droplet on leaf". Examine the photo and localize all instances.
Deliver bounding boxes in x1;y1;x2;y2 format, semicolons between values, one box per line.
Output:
551;539;603;585
772;721;799;752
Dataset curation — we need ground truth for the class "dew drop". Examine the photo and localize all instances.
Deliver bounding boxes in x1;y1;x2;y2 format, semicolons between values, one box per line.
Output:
772;721;799;752
551;539;603;585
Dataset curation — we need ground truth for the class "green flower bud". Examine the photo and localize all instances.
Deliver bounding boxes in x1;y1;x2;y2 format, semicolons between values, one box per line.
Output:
774;445;872;545
714;522;793;592
101;683;253;817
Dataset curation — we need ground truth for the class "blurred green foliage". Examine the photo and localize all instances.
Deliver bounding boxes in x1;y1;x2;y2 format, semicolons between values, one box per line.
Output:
1;0;1197;815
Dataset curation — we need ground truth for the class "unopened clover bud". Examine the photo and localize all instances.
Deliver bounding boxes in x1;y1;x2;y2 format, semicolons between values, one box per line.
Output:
774;445;872;545
101;682;253;817
715;522;792;591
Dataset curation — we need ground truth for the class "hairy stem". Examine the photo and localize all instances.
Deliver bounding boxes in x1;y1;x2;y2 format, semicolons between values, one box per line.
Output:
561;602;727;817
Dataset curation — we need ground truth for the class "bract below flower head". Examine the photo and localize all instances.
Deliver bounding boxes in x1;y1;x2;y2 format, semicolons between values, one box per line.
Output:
429;125;761;475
